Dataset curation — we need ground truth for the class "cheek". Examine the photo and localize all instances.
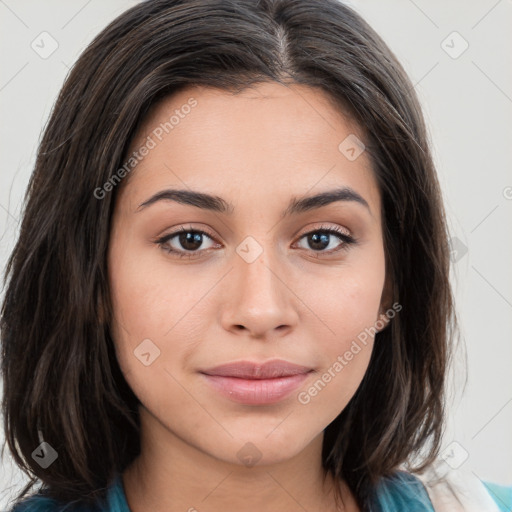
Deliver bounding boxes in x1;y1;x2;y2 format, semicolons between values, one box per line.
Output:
296;256;385;399
108;241;209;385
107;254;196;418
109;240;199;338
295;296;379;415
303;257;385;345
326;274;382;339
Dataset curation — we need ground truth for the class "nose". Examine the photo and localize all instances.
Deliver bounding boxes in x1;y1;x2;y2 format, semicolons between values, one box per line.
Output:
219;246;299;339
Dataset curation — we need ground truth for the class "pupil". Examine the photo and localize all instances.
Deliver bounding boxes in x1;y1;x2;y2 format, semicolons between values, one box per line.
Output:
179;231;202;250
309;232;329;250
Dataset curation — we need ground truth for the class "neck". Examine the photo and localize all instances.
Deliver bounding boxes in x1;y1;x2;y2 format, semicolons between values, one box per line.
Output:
121;409;357;512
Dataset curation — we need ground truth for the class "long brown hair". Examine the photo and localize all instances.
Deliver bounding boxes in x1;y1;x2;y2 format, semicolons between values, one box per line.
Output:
1;0;458;510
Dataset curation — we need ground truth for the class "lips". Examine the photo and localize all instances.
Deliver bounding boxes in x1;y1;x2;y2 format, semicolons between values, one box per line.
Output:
200;359;313;379
199;359;313;405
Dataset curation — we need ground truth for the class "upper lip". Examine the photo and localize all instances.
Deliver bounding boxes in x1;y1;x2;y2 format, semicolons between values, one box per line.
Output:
200;359;313;379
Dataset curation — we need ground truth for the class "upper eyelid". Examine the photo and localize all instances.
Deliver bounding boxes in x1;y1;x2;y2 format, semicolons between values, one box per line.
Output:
160;223;352;240
159;224;353;247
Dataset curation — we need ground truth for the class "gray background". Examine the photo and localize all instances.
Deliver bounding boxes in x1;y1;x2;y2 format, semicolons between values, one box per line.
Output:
1;0;511;506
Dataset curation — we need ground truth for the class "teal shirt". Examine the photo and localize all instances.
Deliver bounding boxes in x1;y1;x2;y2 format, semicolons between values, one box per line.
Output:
369;471;435;510
9;470;512;511
483;481;512;512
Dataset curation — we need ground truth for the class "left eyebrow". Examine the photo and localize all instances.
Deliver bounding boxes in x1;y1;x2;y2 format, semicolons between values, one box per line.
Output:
136;186;371;217
284;187;371;218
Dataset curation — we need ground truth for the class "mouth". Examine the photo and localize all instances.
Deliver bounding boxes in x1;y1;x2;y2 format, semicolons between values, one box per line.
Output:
199;359;314;405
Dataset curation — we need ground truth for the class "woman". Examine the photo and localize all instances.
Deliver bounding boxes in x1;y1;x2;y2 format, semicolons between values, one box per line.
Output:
1;0;510;511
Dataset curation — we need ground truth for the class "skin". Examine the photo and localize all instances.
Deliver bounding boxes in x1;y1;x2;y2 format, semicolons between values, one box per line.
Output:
108;82;392;512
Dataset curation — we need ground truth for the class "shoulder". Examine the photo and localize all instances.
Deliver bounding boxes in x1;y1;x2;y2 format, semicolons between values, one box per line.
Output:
8;495;102;512
9;495;55;512
414;458;512;512
8;495;89;512
372;470;435;511
481;481;512;512
7;473;127;512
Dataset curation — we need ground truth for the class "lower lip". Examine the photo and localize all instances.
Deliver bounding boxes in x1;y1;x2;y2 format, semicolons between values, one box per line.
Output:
201;372;311;405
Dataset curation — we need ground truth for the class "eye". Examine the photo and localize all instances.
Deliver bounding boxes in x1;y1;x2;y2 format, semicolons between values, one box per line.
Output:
154;224;357;260
155;226;219;259
294;225;357;255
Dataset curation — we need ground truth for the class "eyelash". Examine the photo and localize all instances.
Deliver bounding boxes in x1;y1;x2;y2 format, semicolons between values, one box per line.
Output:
154;224;357;260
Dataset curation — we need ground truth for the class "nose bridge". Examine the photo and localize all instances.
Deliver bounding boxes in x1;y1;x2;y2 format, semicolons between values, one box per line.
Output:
235;233;285;307
221;232;297;335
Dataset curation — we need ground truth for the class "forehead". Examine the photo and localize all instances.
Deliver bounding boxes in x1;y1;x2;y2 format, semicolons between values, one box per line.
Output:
120;82;380;217
136;81;362;152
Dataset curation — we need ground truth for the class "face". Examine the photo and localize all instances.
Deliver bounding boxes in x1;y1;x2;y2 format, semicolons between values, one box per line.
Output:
107;82;390;467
